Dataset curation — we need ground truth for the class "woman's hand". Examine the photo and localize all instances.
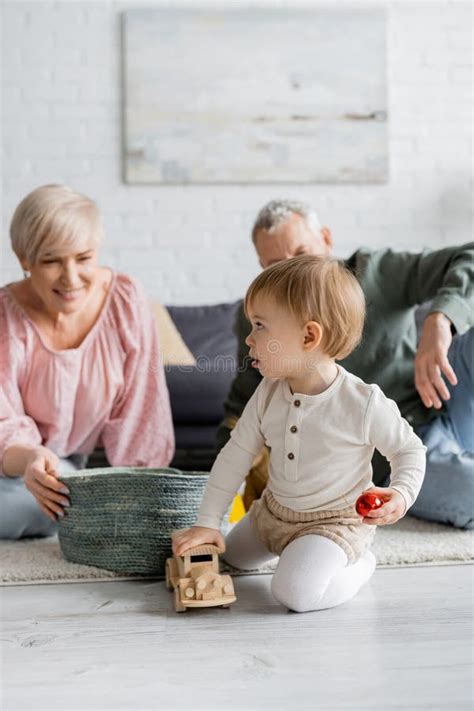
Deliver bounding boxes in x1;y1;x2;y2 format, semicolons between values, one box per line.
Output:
23;447;70;521
415;312;457;409
172;526;225;556
358;487;406;526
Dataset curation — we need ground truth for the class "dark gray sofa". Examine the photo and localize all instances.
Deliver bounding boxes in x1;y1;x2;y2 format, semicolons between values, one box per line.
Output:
165;301;430;473
165;301;240;471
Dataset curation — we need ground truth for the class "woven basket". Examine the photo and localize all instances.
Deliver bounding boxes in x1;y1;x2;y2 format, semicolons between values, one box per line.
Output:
57;467;209;575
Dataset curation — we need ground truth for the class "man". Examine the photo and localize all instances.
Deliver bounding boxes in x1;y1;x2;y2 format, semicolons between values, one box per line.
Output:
216;200;473;529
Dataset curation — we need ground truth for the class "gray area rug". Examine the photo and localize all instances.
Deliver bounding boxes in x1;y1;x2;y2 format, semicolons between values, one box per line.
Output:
0;515;472;585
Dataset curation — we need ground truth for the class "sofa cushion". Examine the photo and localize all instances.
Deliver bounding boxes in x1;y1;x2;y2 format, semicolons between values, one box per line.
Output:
166;365;235;425
164;301;240;426
173;423;219;450
150;302;196;366
166;301;240;360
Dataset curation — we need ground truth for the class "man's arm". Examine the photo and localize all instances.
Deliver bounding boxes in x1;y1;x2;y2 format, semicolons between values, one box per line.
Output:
215;300;262;453
376;243;473;334
376;243;473;408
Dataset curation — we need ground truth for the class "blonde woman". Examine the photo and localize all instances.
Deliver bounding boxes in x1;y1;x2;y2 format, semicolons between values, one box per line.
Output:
0;184;174;539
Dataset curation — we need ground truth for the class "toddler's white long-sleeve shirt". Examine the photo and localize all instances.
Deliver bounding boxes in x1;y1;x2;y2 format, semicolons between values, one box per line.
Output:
197;366;426;529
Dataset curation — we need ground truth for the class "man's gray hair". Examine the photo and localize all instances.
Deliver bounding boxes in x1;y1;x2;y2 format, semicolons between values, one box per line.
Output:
251;199;322;244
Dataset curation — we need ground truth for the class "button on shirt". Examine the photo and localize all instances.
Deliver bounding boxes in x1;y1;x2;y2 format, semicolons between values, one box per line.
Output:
196;367;426;530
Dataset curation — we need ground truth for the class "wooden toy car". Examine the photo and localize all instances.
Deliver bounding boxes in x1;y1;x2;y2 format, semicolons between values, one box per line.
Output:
165;537;236;613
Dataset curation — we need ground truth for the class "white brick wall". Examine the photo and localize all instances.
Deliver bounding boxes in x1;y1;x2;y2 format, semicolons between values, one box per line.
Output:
1;0;472;304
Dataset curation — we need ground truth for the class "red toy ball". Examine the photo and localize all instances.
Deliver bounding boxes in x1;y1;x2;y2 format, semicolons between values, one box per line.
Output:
356;492;384;517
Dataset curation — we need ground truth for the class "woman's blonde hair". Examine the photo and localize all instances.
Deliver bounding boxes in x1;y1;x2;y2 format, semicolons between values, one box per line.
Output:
245;255;365;360
10;184;103;265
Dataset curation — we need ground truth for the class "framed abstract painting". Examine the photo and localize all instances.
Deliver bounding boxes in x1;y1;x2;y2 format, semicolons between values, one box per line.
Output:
123;6;387;184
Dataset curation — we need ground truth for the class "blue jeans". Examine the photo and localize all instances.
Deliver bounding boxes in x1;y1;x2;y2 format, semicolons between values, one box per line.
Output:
410;328;474;529
0;456;84;540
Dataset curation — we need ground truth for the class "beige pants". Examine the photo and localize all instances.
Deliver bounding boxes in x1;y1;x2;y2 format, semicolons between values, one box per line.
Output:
249;489;376;564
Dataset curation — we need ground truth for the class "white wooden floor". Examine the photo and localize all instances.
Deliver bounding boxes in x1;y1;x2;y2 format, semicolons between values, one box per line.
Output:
1;565;472;711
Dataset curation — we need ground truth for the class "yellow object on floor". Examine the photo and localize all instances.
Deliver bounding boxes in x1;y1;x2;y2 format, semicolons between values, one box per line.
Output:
229;494;246;523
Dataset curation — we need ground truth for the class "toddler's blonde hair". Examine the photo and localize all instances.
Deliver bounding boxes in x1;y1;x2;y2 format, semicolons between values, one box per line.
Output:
245;255;365;360
10;184;103;266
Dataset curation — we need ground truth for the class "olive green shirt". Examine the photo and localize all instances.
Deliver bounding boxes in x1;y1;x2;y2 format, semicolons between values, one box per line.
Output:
216;244;474;454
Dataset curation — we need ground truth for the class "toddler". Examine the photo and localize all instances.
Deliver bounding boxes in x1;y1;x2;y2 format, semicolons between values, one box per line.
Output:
173;255;426;612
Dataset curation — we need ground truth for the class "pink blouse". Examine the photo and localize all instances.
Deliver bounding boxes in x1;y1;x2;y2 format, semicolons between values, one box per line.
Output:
0;272;175;468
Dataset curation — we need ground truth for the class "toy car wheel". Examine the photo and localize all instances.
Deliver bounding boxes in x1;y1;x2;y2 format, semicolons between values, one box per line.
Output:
174;587;186;613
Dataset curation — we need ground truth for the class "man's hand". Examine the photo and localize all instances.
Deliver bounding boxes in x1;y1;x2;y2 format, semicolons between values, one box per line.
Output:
359;487;406;526
23;447;70;521
172;526;225;557
415;312;457;409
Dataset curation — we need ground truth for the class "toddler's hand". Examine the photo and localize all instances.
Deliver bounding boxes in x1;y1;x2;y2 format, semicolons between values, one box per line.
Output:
172;526;225;556
358;487;406;526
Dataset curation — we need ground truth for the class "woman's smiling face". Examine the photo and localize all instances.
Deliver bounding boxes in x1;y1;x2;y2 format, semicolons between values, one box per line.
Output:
245;294;306;379
26;238;100;315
